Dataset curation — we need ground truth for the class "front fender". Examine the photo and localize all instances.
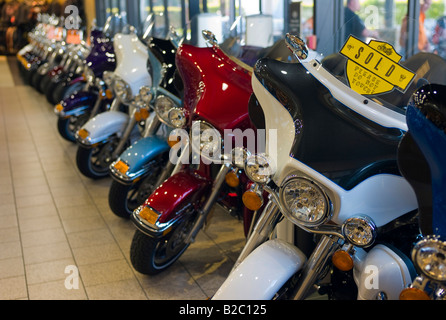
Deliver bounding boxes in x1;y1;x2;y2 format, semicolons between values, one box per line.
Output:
110;135;170;183
132;171;212;236
55;91;97;117
76;110;129;146
212;239;307;300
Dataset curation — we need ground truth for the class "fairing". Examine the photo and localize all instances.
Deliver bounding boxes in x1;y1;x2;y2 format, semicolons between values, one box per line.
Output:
113;33;151;94
148;37;180;97
253;58;404;191
85;31;116;77
176;43;253;132
406;84;446;239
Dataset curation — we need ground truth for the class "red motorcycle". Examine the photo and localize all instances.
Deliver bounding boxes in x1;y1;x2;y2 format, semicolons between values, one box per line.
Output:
129;30;262;275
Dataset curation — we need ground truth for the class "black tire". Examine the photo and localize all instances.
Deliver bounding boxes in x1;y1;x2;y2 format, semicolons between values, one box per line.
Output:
108;156;168;218
76;139;121;179
39;73;52;94
45;79;60;104
130;211;197;275
23;65;37;85
57;112;91;142
31;69;44;91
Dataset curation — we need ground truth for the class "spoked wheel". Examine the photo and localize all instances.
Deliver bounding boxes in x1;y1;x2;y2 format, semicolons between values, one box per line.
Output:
57;112;91;142
108;155;169;219
76;137;124;179
130;209;198;275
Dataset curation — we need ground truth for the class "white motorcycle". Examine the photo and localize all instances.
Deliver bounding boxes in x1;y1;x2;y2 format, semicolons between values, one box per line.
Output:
213;34;446;300
74;21;155;179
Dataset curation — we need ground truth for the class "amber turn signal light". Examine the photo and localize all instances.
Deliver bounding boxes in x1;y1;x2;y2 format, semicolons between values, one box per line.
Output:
55;104;63;112
332;250;354;271
399;287;431;300
225;171;240;188
242;190;263;211
168;136;181;148
77;128;90;140
135;108;150;122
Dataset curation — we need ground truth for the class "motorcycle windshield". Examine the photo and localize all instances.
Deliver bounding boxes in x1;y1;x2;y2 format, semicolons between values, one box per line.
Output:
103;14;129;39
148;37;179;96
176;43;253;132
85;29;116;77
252;43;446;190
406;84;446;238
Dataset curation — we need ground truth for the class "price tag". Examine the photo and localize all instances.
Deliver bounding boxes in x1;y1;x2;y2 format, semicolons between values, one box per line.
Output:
340;36;416;95
66;30;81;44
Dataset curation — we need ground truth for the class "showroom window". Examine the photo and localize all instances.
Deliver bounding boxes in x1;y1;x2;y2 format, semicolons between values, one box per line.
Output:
340;0;446;60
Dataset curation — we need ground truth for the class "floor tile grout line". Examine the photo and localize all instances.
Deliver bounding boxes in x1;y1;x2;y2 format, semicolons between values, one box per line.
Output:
14;80;153;299
0;86;30;300
14;84;96;299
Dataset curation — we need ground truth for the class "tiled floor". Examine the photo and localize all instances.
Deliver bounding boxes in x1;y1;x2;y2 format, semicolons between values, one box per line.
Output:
0;56;246;300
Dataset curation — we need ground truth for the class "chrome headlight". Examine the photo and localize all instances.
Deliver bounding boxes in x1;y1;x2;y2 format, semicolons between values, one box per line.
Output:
154;95;175;125
113;77;132;104
232;147;251;169
139;86;153;105
133;94;146;109
102;71;114;88
279;177;330;227
168;107;187;128
191;121;222;161
244;154;274;184
342;215;377;248
412;238;446;282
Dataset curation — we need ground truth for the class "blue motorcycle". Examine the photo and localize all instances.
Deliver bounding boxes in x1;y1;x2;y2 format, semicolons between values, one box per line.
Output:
108;28;183;219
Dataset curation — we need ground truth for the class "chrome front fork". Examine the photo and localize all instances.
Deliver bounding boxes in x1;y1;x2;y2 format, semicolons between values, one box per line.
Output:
232;199;282;270
184;164;231;244
290;235;341;300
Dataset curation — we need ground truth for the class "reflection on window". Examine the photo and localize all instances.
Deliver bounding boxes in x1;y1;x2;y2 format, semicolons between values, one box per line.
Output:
419;0;446;59
342;0;408;54
341;0;446;60
168;0;183;34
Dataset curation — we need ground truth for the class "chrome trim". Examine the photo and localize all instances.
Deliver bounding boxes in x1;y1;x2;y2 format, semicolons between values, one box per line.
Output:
184;163;232;243
132;203;193;237
290;235;342;300
264;185;343;238
109;158;157;184
279;175;332;228
190;120;224;163
232;199;282;270
342;214;377;248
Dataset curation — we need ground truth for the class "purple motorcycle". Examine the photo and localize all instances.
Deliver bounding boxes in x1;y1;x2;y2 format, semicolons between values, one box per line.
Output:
53;15;122;142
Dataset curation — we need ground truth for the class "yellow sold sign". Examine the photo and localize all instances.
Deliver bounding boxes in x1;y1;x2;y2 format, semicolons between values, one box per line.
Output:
340;36;416;95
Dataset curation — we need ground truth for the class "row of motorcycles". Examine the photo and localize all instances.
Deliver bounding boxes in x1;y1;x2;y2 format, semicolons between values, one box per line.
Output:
16;12;446;300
